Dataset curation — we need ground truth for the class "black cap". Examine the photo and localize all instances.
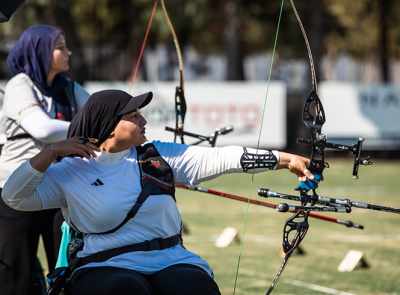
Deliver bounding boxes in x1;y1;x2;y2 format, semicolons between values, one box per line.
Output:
68;90;153;148
118;92;153;115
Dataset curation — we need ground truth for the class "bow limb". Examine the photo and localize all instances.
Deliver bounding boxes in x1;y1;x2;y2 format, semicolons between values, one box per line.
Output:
290;0;317;94
290;0;326;192
160;0;187;143
291;0;371;184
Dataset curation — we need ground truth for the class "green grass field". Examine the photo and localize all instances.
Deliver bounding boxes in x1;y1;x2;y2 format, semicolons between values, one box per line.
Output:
38;158;400;294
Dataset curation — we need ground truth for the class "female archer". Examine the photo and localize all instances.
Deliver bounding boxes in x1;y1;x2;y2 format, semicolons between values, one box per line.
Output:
2;89;315;295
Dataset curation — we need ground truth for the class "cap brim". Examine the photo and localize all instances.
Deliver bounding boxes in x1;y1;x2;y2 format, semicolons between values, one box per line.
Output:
118;92;153;115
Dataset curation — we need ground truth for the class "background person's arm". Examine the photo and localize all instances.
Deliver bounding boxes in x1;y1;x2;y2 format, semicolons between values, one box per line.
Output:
20;110;70;142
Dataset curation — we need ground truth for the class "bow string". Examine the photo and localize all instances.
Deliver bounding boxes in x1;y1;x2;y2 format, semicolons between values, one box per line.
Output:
232;0;285;294
264;1;331;293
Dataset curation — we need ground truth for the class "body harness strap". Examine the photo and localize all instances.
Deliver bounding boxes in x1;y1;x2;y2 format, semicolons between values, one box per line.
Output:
78;234;180;267
6;133;32;141
69;180;161;235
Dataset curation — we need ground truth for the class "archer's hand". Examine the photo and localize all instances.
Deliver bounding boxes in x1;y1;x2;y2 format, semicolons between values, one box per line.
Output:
53;136;100;159
30;136;101;173
276;152;324;183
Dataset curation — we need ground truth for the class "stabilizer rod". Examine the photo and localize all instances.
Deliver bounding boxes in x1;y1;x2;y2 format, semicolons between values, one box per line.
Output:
259;188;400;214
176;185;364;229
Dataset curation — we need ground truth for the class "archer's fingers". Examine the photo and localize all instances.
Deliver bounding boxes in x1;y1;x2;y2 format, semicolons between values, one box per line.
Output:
80;141;101;158
82;146;98;158
84;141;101;152
72;136;100;159
303;168;315;181
87;137;99;145
75;147;94;159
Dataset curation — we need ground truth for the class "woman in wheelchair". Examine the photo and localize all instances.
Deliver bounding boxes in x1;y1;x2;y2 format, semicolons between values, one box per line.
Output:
2;89;315;295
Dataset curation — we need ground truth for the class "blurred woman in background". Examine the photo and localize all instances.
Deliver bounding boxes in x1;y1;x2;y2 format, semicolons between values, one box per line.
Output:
0;25;90;295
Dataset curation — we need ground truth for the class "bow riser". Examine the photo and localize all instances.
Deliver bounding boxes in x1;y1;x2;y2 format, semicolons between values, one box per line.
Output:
302;90;327;175
174;86;186;143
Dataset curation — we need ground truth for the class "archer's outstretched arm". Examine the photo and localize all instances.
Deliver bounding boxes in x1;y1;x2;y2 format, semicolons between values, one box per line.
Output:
193;146;316;184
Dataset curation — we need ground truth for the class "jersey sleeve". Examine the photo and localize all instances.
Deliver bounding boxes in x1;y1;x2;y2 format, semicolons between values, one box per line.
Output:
152;141;207;185
36;163;69;209
1;160;66;210
3;74;43;124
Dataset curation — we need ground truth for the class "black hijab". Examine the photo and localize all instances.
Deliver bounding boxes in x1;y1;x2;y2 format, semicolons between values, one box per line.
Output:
7;25;66;97
67;89;152;147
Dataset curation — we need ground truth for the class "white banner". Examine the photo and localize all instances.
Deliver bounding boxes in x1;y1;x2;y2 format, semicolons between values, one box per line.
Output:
319;82;400;149
84;81;287;149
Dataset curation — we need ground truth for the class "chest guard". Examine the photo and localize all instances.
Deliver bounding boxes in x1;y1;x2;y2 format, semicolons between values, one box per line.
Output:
136;143;176;200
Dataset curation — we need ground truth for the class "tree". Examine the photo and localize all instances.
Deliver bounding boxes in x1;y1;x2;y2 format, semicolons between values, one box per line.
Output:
325;0;400;83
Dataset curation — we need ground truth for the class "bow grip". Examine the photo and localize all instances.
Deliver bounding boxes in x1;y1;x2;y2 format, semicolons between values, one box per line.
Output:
295;173;322;192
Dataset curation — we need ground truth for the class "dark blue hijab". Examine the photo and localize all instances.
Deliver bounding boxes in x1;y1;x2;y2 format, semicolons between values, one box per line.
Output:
7;25;66;97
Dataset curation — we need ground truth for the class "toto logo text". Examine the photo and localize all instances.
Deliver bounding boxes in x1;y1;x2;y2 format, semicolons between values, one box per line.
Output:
189;104;262;128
